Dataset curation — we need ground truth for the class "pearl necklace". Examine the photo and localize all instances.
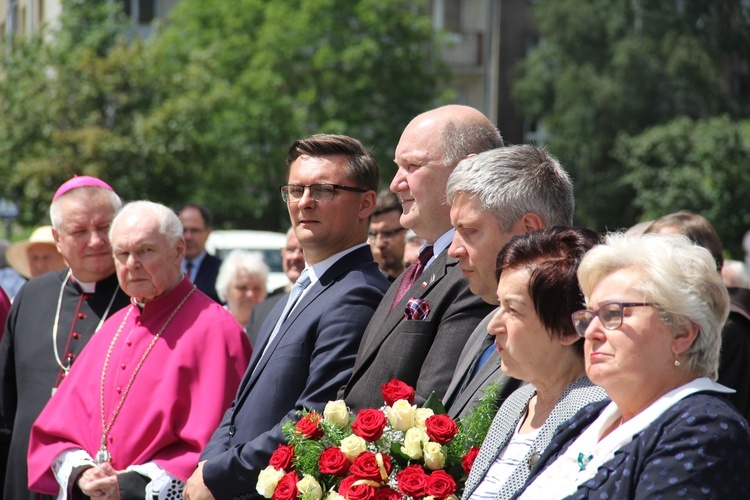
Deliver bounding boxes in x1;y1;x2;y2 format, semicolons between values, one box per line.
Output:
95;285;195;465
52;270;119;388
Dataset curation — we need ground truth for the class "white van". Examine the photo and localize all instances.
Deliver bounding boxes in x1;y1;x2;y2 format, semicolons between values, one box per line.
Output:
205;230;288;292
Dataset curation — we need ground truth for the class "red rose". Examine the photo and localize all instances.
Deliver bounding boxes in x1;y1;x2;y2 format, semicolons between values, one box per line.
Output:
272;471;299;500
339;475;377;500
349;451;391;482
461;446;480;475
269;444;295;471
425;470;457;498
318;447;350;476
396;464;428;497
380;379;415;406
425;414;459;444
351;409;387;441
296;412;324;439
373;487;401;500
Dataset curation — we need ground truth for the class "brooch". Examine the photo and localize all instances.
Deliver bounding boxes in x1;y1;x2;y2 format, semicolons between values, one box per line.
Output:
577;452;593;471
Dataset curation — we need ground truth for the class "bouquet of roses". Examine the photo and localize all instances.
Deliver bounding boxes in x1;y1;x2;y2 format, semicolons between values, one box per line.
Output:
256;379;497;500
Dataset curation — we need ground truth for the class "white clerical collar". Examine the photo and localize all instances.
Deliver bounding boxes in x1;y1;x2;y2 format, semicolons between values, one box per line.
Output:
72;275;97;293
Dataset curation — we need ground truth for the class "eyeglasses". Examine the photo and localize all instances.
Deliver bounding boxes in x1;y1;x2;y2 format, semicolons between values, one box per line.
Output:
280;184;367;203
571;301;655;337
368;227;406;242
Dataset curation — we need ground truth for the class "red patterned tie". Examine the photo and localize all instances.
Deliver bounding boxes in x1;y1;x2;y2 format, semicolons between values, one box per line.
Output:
390;245;434;311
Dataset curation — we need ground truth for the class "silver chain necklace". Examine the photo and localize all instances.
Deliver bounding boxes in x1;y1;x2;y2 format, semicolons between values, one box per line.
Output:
52;269;119;389
95;286;195;465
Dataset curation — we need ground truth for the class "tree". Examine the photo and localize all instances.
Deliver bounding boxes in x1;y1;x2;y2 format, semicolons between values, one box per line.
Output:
0;0;448;229
615;115;750;258
128;0;449;228
512;0;750;231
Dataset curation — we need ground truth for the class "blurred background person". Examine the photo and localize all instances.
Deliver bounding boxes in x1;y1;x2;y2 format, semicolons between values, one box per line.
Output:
519;233;750;499
268;227;305;297
247;229;304;345
178;202;222;303
6;226;66;279
369;189;406;282
723;259;749;288
462;227;607;500
402;229;425;267
645;210;750;420
216;250;269;332
0;240;25;300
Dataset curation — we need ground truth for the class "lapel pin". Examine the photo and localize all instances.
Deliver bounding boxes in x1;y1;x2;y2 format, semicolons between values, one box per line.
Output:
421;282;427;288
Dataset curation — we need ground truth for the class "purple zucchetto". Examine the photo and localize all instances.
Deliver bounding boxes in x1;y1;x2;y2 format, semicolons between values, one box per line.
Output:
52;175;114;201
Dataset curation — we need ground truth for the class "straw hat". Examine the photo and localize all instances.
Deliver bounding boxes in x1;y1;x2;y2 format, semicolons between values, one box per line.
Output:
6;226;60;278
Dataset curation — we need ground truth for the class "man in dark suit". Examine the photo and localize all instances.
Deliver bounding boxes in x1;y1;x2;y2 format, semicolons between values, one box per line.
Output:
339;105;502;410
441;144;575;418
178;202;222;303
183;134;390;500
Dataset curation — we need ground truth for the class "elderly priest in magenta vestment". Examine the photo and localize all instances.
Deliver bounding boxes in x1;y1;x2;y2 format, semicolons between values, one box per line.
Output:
28;201;252;500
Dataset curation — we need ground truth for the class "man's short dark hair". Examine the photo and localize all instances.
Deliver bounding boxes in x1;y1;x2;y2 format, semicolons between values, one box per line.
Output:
286;134;379;191
177;202;213;228
646;210;724;271
373;189;402;217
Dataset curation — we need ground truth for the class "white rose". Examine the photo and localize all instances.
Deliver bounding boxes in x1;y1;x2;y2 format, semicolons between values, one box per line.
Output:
414;408;435;429
297;474;323;500
445;496;460;500
256;466;285;498
386;400;415;431
325;490;346;500
423;441;446;470
324;400;350;427
339;434;367;461
401;426;429;459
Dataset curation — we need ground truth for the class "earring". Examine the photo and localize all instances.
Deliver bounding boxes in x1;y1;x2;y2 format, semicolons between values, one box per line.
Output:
673;352;681;367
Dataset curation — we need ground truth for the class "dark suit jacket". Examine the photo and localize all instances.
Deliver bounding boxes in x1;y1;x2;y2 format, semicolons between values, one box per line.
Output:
340;248;494;411
718;287;750;420
194;253;222;303
200;246;389;498
516;393;750;499
443;310;521;419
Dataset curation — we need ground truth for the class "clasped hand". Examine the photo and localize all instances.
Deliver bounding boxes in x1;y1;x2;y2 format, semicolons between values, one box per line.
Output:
78;463;122;500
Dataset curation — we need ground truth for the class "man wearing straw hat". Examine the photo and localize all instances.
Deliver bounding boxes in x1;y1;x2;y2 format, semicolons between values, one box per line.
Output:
6;226;66;279
0;176;130;500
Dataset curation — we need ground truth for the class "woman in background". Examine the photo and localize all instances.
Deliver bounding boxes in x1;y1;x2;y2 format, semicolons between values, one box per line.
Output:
216;250;269;331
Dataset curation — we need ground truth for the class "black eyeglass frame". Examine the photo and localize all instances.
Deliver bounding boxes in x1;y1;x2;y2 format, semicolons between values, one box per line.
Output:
279;183;368;203
368;227;407;241
571;301;655;337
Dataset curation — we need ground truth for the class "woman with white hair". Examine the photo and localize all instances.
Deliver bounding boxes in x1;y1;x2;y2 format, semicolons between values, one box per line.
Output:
516;233;750;499
215;250;269;330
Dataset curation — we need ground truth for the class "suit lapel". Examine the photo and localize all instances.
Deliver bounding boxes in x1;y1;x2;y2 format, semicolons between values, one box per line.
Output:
443;313;495;406
360;250;453;358
240;246;373;395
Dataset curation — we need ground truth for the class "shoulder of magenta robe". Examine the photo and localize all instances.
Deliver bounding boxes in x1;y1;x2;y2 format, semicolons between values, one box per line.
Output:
28;277;251;495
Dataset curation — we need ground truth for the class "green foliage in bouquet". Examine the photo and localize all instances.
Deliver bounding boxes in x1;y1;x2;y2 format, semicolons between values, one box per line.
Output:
445;383;501;471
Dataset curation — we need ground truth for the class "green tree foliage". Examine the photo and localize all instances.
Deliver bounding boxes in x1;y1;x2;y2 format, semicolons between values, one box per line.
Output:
0;0;447;229
513;0;750;231
615;115;750;257
147;0;447;227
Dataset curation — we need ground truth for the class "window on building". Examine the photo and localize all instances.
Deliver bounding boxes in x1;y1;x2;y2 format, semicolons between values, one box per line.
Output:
138;0;155;23
443;0;461;33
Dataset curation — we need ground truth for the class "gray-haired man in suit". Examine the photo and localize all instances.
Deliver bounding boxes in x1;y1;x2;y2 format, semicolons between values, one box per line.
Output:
441;144;575;418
